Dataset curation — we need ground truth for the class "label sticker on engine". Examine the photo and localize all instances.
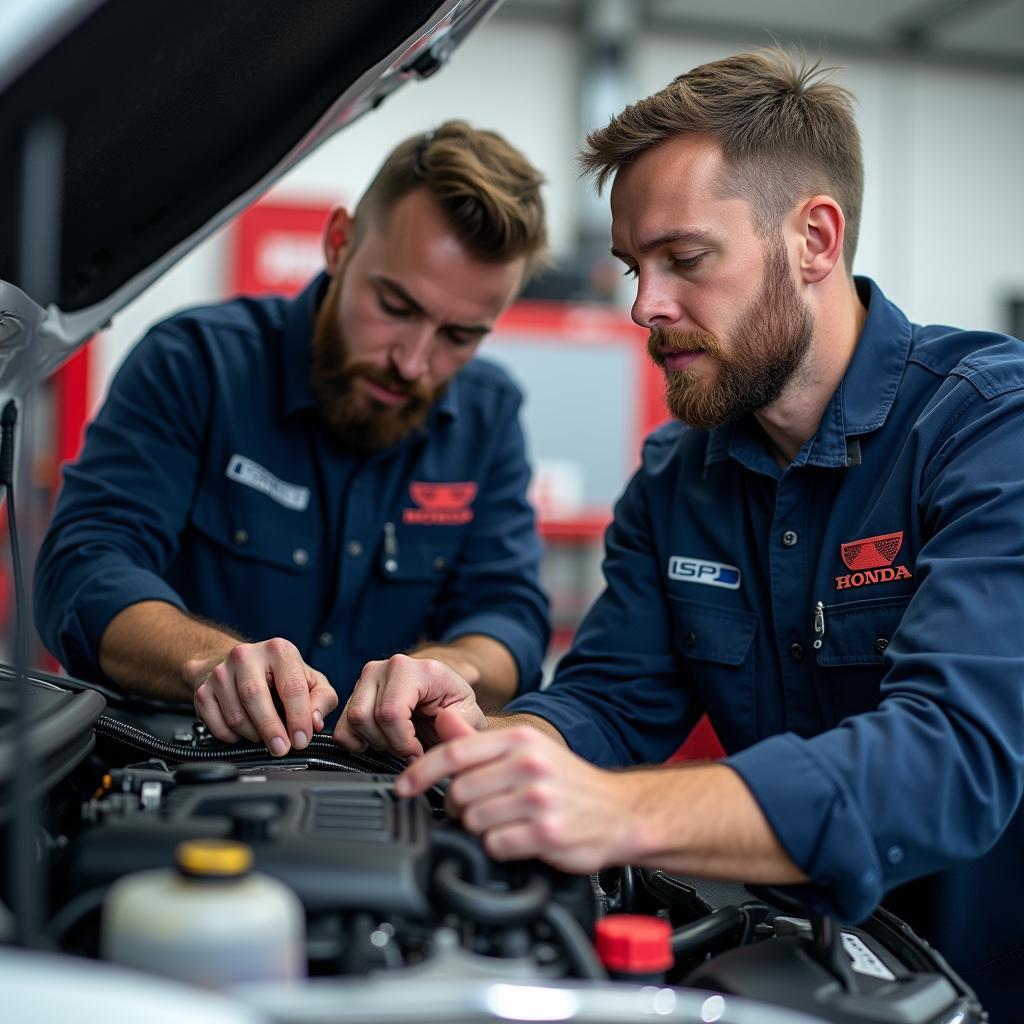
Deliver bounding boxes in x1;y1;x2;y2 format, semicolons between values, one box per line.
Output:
841;933;896;980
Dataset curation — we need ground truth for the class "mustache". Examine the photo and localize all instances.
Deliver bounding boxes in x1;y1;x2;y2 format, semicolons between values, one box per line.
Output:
647;328;723;365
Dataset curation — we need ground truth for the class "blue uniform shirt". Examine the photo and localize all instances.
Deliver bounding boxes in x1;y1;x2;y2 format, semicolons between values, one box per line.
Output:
508;278;1024;1013
35;275;550;703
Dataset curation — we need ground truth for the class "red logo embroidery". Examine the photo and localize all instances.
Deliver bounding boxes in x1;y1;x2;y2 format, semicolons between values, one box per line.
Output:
841;531;903;570
402;481;478;525
835;530;913;590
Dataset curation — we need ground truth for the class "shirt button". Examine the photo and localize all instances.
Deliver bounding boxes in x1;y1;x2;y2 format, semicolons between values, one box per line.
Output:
318;632;333;648
233;529;249;545
347;540;363;557
789;642;805;661
384;559;398;573
886;845;904;865
874;637;889;654
782;530;798;547
432;556;446;572
685;631;697;649
292;547;309;567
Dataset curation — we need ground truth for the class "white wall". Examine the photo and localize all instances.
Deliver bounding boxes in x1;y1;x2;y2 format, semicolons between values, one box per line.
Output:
636;36;1024;331
91;19;581;407
91;15;1024;406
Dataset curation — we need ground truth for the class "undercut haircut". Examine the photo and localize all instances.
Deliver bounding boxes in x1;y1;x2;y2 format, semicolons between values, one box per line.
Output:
579;49;864;271
353;119;550;276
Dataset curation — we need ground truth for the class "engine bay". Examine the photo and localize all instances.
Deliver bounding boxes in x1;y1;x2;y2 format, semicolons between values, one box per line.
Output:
1;673;987;1023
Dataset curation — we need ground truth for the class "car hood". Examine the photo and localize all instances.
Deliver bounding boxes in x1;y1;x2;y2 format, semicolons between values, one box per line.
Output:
0;0;500;400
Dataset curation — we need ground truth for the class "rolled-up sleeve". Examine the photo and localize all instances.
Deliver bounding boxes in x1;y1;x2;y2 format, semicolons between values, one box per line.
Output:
731;381;1024;921
34;324;209;679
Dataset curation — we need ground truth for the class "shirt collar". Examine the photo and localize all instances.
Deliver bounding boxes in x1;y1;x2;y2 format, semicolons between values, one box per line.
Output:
703;275;912;471
281;273;328;418
281;272;459;427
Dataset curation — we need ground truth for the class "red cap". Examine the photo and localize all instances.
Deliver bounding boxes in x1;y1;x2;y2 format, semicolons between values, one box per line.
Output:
594;914;673;973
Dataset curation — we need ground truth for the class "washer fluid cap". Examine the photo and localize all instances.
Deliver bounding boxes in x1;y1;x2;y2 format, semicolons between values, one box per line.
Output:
176;839;253;878
594;914;673;973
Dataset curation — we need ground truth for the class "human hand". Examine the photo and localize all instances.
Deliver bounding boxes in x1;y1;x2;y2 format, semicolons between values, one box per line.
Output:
333;654;487;760
186;638;339;756
395;709;634;873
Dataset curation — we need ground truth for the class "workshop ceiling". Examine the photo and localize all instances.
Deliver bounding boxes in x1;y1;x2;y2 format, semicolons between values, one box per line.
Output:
499;0;1024;74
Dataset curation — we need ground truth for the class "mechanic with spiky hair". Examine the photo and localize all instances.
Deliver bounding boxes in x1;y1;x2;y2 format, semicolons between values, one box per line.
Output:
35;121;550;761
345;54;1024;1018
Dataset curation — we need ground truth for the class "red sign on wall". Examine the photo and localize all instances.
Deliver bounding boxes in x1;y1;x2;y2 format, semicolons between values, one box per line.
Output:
231;200;335;297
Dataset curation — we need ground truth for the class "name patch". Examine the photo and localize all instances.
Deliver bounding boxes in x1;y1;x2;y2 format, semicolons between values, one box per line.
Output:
225;454;310;511
668;556;741;590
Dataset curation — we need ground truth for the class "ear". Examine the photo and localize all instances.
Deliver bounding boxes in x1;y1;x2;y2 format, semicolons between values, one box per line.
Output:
795;195;845;284
323;206;355;276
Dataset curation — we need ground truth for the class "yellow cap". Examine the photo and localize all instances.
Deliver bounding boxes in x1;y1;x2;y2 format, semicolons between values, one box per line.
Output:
175;839;253;878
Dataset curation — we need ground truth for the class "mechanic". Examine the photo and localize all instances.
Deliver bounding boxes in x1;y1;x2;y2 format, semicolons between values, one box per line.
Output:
338;54;1024;1018
34;120;551;760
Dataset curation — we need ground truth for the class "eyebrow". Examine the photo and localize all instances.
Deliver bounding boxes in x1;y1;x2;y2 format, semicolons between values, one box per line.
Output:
610;228;719;261
374;275;493;336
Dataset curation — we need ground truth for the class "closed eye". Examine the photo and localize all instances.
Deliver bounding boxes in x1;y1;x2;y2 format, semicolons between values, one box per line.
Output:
673;252;708;271
378;292;414;319
444;328;482;348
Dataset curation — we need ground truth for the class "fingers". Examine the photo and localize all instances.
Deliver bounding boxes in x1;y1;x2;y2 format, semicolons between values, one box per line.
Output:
334;662;384;752
395;725;529;798
434;705;477;743
307;670;339;733
374;658;431;759
231;645;294;755
198;656;264;745
194;639;334;757
262;638;314;750
193;685;240;744
335;655;443;759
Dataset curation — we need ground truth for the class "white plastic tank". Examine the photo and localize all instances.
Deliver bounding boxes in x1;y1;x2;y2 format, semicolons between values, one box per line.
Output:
101;838;305;987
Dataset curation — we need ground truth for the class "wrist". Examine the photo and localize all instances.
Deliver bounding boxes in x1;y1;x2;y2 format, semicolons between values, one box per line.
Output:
410;644;481;686
180;647;231;695
605;771;659;864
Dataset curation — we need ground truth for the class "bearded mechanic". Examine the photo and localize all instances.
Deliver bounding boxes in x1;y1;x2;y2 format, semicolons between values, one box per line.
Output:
34;121;551;756
338;53;1024;1017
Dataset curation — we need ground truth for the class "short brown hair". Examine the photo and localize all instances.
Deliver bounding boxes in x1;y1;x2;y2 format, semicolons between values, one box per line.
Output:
354;119;549;276
580;49;864;271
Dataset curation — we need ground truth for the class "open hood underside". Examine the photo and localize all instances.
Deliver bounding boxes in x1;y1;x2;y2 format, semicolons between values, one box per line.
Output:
0;0;499;396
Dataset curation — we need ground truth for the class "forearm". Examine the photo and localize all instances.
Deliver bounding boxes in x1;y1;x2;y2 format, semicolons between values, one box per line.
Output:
411;634;519;711
617;762;807;883
99;600;243;701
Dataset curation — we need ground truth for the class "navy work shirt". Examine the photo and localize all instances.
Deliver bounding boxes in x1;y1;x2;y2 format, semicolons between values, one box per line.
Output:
35;275;550;703
507;278;1024;1014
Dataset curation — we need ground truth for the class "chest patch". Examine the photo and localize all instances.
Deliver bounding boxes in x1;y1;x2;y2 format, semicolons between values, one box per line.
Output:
835;530;913;590
402;481;477;525
668;555;741;590
225;454;310;511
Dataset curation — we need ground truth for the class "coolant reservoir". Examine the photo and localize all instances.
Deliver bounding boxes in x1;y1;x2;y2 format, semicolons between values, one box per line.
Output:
101;838;305;986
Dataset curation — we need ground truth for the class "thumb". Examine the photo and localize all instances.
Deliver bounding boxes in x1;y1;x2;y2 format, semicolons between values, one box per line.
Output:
435;706;477;743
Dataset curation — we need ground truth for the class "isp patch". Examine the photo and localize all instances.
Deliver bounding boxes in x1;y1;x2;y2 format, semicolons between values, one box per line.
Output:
668;555;741;590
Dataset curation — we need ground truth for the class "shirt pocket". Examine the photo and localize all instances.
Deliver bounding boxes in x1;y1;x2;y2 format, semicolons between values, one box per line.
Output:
667;595;759;751
815;594;910;721
353;522;460;660
186;486;321;575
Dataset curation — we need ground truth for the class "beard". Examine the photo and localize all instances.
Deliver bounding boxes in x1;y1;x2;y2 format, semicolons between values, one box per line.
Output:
648;239;813;431
309;273;443;453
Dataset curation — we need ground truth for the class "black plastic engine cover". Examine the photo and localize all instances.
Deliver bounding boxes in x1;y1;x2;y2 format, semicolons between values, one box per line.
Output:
63;769;435;916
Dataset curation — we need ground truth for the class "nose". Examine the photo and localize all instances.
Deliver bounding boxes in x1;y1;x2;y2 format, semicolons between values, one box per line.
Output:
390;324;434;382
630;273;683;330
